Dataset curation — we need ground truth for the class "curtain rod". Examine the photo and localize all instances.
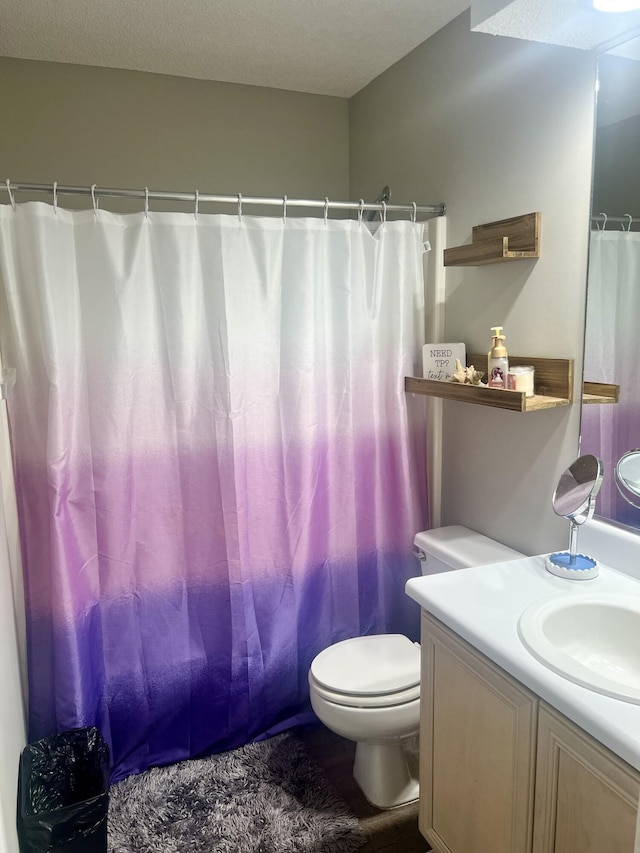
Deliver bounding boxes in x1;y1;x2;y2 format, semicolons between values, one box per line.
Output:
3;181;446;220
591;213;639;225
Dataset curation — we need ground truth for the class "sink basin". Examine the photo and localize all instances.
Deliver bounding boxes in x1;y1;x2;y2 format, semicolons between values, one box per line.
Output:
518;594;640;703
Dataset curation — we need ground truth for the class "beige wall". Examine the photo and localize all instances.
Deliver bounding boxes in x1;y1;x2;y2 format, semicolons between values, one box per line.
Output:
0;57;349;211
592;53;640;223
593;114;640;222
0;406;26;853
1;330;27;853
350;11;597;555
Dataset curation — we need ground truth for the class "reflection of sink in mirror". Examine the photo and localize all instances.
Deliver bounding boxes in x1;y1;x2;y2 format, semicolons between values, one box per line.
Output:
518;594;640;703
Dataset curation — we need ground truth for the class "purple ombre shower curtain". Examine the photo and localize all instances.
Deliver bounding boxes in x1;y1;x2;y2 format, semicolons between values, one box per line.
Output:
0;201;428;780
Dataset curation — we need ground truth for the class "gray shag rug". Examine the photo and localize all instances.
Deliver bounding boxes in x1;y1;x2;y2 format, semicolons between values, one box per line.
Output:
108;732;365;853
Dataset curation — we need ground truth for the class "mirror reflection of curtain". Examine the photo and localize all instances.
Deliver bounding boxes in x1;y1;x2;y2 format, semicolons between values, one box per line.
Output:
582;230;640;526
0;202;428;781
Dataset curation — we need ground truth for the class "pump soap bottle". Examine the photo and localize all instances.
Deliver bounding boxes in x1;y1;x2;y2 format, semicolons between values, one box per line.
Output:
488;326;509;389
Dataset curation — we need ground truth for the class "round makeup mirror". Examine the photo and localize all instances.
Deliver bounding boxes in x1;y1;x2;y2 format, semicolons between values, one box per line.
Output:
547;455;603;579
552;454;604;523
614;449;640;509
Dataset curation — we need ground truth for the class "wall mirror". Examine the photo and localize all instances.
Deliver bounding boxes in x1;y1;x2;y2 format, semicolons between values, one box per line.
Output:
581;27;640;531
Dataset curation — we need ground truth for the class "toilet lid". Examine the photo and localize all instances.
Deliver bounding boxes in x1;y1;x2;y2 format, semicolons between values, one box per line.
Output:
310;634;420;696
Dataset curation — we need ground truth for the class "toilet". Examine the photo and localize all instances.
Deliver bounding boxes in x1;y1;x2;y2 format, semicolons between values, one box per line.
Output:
308;525;524;809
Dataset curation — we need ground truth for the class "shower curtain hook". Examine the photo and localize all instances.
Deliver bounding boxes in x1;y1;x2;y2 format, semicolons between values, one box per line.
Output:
624;213;633;232
5;179;16;211
411;202;417;224
52;181;58;214
598;212;607;231
144;187;149;219
237;193;243;222
358;199;364;226
90;184;99;216
282;194;287;223
324;197;329;226
194;190;199;220
381;200;387;223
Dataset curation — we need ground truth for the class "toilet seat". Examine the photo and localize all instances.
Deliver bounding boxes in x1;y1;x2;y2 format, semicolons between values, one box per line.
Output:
309;634;421;708
310;677;420;708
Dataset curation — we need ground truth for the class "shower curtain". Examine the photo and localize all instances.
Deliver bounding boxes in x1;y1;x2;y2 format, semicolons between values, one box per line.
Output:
0;201;428;781
582;229;640;525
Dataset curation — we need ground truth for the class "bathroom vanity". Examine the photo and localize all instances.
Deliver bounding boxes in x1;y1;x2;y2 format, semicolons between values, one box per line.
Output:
406;553;640;853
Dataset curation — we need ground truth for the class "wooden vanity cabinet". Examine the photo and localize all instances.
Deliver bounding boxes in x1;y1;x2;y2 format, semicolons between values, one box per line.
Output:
420;611;640;853
533;703;640;853
420;612;537;853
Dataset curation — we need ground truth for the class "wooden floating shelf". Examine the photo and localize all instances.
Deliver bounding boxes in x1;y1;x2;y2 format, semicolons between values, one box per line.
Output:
582;381;620;405
405;355;573;413
444;212;541;266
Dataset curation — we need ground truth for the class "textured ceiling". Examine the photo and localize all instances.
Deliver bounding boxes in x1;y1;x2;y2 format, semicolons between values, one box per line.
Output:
4;0;640;99
471;0;640;48
0;0;471;98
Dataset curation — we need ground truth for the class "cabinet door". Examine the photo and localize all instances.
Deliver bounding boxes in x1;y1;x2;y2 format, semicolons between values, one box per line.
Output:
533;703;640;853
420;612;537;853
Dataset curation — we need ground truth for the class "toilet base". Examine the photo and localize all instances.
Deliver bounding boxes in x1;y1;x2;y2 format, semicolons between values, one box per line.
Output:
352;740;419;810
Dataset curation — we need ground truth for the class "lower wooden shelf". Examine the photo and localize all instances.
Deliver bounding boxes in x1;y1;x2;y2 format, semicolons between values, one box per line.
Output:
583;381;620;405
405;355;574;413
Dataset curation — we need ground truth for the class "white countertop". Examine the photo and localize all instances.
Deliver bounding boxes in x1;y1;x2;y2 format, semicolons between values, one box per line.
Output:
406;556;640;772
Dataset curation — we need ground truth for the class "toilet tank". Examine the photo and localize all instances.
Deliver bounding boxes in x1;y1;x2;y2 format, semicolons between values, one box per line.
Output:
414;525;524;575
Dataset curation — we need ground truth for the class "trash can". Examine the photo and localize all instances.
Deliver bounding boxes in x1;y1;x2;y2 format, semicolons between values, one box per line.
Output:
17;727;110;853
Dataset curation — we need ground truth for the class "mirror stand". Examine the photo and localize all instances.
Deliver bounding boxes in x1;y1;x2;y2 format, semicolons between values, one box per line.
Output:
547;455;603;580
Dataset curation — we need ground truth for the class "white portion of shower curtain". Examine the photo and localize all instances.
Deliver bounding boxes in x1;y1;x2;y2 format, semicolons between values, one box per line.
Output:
582;230;640;523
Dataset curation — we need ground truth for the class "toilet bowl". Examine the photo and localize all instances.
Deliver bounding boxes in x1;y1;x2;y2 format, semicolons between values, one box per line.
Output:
309;634;421;810
308;526;524;810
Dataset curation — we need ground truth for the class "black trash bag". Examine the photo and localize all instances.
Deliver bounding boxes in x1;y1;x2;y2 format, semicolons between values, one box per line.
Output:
17;727;110;853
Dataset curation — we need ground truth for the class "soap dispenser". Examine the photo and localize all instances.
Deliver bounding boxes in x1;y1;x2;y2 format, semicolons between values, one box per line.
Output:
488;326;509;389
